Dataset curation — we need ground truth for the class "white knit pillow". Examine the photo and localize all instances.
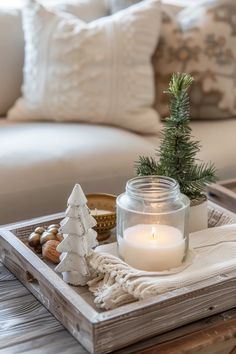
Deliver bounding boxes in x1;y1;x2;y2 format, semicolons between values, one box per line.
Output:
46;0;109;21
8;0;161;134
0;0;108;118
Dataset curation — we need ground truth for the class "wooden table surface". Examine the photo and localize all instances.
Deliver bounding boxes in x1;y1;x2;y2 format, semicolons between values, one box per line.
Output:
2;261;236;354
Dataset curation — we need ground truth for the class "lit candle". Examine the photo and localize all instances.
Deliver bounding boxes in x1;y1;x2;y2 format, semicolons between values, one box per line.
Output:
119;224;185;271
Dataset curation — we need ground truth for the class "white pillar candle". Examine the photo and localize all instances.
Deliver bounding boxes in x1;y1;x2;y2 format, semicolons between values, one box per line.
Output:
119;224;185;271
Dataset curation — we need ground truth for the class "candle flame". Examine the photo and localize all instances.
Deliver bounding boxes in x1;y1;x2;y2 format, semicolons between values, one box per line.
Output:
152;227;157;239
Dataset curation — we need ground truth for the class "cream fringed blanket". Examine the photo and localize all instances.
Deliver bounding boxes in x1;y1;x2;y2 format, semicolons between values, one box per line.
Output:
87;209;236;310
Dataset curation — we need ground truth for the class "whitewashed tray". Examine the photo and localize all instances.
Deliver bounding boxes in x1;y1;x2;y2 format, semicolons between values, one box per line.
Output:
0;202;236;354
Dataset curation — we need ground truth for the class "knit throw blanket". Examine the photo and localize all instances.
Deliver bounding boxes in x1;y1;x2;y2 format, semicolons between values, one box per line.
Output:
87;207;236;310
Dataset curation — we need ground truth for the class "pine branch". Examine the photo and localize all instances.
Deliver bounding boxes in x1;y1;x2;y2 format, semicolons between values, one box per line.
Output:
181;163;217;199
135;73;217;200
136;156;158;176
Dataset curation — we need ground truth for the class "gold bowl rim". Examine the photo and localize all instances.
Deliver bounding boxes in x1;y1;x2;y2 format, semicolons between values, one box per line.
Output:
86;193;117;217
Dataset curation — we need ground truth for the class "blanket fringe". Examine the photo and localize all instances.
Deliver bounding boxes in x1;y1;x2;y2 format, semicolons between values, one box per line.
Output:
87;223;236;309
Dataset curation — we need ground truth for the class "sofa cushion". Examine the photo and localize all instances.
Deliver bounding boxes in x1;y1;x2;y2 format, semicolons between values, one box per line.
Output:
1;118;236;225
0;0;108;117
0;121;157;224
8;0;161;135
154;0;236;120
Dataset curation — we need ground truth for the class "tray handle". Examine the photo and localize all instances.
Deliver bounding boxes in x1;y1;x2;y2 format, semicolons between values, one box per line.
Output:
26;271;39;283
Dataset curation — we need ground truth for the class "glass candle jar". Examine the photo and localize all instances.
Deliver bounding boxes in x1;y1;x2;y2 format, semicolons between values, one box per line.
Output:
116;176;190;272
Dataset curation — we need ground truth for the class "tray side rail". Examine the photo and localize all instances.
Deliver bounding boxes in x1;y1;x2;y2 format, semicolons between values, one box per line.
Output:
0;229;99;354
92;272;236;353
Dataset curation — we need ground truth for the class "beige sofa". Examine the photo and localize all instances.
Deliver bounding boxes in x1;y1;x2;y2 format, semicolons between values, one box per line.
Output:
0;1;236;224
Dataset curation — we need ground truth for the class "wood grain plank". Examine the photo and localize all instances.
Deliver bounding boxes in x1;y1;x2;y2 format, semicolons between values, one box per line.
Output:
131;313;236;354
0;330;86;354
0;262;15;281
0;294;63;349
0;262;87;353
115;309;236;353
0;280;28;301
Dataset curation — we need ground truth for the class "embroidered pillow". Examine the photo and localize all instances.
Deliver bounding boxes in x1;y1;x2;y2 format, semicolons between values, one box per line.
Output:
154;0;236;119
8;0;161;135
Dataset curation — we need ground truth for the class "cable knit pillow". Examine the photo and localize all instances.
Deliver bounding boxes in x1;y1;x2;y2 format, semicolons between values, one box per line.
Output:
0;0;108;117
46;0;109;21
109;0;184;16
154;0;236;119
8;0;161;135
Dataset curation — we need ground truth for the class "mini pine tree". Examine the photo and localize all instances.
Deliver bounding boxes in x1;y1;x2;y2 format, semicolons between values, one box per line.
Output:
55;184;98;286
136;73;216;200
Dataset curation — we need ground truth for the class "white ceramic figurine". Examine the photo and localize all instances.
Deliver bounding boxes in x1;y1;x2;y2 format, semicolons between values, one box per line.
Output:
55;184;98;286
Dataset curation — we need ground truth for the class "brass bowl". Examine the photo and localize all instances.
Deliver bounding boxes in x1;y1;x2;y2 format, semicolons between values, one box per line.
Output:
86;193;117;241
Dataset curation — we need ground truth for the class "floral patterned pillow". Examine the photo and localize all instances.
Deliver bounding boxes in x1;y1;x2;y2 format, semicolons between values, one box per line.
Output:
154;0;236;119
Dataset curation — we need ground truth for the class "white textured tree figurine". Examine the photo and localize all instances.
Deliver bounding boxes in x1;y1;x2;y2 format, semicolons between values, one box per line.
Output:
55;184;98;286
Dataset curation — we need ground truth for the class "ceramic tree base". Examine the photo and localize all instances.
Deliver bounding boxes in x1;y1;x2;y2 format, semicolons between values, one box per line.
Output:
62;271;88;286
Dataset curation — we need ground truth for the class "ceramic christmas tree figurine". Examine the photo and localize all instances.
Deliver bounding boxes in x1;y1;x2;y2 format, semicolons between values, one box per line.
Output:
55;184;98;286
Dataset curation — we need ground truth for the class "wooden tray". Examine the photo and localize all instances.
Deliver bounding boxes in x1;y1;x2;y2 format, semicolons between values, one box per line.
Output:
208;179;236;213
1;203;236;354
